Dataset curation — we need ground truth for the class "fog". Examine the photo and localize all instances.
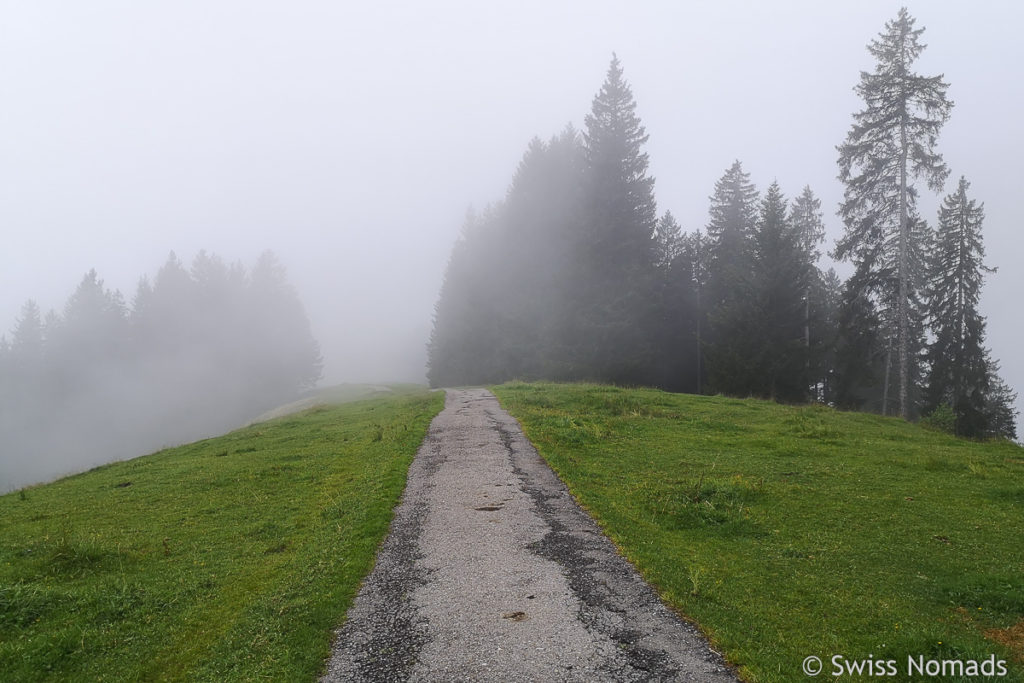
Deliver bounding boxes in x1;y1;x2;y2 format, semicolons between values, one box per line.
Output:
2;2;1023;486
0;251;322;490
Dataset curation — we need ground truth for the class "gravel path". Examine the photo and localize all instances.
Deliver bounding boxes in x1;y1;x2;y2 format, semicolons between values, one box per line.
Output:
321;388;738;682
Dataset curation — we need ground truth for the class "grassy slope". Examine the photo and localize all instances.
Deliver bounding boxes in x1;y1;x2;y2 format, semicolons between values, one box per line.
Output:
0;390;444;682
493;382;1024;682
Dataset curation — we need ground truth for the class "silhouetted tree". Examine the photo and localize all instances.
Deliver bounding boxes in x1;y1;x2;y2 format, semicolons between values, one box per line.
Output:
982;367;1018;440
705;161;758;310
649;213;697;392
752;182;815;401
9;300;45;363
836;7;952;419
246;251;323;401
654;211;684;269
790;186;826;359
706;182;813;401
48;270;129;387
427;208;507;387
427;127;588;387
1;301;48;445
576;54;659;384
832;268;887;411
703;161;758;394
925;177;1016;438
499;127;587;381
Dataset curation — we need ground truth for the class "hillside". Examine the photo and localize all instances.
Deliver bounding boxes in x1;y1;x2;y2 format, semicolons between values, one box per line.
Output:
493;382;1024;682
0;389;444;681
3;380;1021;681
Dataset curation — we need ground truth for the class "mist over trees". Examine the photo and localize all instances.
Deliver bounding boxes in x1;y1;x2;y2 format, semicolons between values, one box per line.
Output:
428;9;1017;440
0;250;321;490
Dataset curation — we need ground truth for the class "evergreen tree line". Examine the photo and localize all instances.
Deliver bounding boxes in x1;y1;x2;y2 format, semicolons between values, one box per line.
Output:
428;12;1017;441
0;250;322;490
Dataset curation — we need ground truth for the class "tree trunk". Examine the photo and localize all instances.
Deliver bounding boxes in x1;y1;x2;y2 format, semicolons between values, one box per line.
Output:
883;338;892;416
805;288;812;398
695;285;702;394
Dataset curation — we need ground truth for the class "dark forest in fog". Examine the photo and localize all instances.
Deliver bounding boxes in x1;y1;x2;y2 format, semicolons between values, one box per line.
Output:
428;29;1017;442
0;251;321;490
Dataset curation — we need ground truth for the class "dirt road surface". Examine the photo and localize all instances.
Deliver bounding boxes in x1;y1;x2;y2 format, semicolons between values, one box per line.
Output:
321;388;737;682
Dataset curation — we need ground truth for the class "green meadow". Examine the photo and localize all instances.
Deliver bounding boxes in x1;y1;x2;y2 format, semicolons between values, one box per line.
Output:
0;389;444;682
494;382;1024;682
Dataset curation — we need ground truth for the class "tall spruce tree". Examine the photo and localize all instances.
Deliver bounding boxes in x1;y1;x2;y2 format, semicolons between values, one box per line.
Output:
654;211;684;269
706;160;758;307
650;212;695;392
982;367;1018;441
790;186;826;352
502;127;587;381
752;182;815;401
833;270;887;411
836;7;952;419
670;230;709;393
703;161;758;394
10;300;45;360
707;182;812;400
426;129;586;387
51;270;129;376
429;58;660;388
925;177;1016;438
583;54;657;270
427;208;503;387
577;54;659;384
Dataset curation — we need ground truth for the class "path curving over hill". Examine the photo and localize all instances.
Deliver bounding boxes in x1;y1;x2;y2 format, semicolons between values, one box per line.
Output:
322;388;737;682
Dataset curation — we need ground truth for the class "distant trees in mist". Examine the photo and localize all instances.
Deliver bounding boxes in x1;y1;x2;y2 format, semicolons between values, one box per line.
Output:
0;250;321;490
428;10;1017;441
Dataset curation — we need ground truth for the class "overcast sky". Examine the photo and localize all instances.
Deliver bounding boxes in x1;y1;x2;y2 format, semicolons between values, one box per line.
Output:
1;1;1021;425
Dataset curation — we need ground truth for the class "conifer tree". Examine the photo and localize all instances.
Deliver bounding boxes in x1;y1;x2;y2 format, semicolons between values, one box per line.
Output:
705;160;759;307
752;182;814;401
811;268;843;403
10;300;45;359
703;161;758;393
983;367;1018;440
577;54;659;384
836;7;952;419
707;182;811;400
790;186;826;351
665;230;709;394
925;177;1016;438
687;230;710;393
654;211;684;269
650;213;695;392
501;127;586;381
426;129;586;387
583;54;657;271
53;270;129;369
427;208;507;387
833;271;886;411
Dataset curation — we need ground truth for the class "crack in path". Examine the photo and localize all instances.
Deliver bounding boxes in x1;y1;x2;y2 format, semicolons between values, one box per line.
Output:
322;388;737;682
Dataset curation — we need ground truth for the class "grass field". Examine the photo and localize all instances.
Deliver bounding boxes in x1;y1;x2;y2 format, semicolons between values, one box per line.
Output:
493;382;1024;682
0;389;444;682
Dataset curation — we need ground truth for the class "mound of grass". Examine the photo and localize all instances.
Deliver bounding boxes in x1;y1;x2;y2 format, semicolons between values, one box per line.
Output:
494;382;1024;682
0;390;444;682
